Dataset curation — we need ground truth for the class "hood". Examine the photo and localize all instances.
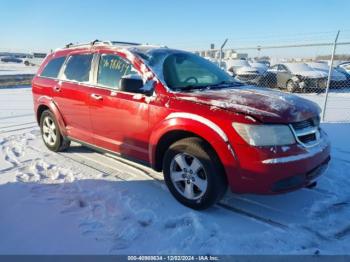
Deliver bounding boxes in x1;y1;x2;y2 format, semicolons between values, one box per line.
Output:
175;86;321;123
236;66;260;75
330;70;347;81
312;68;347;81
293;70;328;79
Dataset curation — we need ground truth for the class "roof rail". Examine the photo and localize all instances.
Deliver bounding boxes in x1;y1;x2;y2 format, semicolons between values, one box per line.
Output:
64;40;142;49
64;40;111;49
111;41;141;46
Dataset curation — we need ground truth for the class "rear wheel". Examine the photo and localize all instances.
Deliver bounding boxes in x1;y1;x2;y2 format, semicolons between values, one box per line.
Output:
163;137;227;210
40;110;70;152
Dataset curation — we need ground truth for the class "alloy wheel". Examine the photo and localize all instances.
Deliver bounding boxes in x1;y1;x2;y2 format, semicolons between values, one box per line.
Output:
42;115;57;146
169;153;208;200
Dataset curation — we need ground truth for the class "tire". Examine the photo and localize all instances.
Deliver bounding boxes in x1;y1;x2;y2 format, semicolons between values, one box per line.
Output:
286;80;297;93
40;110;70;152
163;137;227;210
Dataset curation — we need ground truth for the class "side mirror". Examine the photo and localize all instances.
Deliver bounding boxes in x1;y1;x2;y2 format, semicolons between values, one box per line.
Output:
120;74;144;93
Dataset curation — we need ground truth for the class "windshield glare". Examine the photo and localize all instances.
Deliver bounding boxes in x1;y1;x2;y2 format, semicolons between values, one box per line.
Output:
163;53;236;90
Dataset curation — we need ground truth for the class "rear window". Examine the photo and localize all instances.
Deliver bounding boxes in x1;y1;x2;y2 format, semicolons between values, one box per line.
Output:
63;54;93;82
40;56;66;78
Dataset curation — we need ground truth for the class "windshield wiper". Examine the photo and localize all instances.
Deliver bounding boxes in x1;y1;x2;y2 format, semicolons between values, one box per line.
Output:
173;81;243;92
206;80;243;89
173;85;207;92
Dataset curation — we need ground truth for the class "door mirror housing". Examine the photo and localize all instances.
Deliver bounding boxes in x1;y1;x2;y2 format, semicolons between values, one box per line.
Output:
120;74;145;94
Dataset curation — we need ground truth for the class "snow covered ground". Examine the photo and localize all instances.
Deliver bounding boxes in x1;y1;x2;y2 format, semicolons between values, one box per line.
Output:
0;86;350;255
298;91;350;122
0;62;39;76
0;63;38;87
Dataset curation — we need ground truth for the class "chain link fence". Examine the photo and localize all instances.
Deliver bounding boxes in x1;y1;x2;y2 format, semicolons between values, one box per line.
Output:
195;33;350;122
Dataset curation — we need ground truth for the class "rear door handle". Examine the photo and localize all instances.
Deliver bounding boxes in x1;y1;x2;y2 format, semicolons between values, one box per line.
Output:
90;94;103;100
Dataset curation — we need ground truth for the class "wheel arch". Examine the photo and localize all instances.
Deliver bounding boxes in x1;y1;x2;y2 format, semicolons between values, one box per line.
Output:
36;97;68;136
153;130;203;172
36;104;50;123
149;115;239;183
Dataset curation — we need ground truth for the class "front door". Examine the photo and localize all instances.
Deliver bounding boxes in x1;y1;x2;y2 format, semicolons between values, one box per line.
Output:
89;53;151;162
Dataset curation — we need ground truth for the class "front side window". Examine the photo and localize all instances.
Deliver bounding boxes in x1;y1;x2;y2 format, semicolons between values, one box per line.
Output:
63;54;93;82
163;53;234;90
97;54;138;89
40;56;66;78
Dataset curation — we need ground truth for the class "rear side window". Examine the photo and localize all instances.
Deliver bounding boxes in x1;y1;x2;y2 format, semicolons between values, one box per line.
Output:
63;54;93;82
97;54;137;89
40;56;66;78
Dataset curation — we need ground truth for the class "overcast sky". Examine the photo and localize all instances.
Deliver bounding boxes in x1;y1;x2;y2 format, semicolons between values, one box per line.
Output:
1;0;350;57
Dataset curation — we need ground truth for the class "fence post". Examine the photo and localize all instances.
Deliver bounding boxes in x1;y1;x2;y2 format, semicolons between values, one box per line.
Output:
322;30;340;122
219;38;228;69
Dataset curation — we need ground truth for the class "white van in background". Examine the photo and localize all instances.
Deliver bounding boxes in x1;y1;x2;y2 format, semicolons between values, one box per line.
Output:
22;52;47;66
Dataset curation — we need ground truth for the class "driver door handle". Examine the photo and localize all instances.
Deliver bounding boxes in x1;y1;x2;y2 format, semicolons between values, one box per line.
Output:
91;94;103;100
53;85;61;92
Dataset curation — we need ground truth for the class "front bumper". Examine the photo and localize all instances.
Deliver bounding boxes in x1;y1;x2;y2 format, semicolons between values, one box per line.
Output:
298;78;327;90
228;131;331;194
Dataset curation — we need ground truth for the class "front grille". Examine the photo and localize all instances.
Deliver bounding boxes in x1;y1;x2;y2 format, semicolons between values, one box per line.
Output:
299;133;316;144
237;74;259;81
291;116;320;130
290;117;320;147
292;119;314;130
305;78;327;89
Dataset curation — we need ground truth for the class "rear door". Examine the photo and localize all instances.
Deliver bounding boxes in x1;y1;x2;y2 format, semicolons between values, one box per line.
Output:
53;53;95;144
88;52;151;162
33;56;67;108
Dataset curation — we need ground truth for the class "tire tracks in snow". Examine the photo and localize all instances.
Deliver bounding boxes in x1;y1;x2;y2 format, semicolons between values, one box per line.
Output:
57;143;291;231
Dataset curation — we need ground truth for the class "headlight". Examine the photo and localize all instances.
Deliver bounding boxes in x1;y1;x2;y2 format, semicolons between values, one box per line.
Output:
232;123;296;146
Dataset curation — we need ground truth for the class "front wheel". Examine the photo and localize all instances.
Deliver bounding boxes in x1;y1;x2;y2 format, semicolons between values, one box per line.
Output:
163;137;227;210
40;110;70;152
286;80;298;93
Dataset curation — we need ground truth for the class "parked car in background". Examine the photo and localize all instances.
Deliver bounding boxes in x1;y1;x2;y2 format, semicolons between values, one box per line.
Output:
249;62;269;74
0;56;23;63
254;60;270;68
226;59;267;85
266;63;328;92
307;61;350;88
337;61;350;75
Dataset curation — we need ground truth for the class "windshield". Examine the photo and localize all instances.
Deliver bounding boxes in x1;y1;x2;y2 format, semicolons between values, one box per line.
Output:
250;62;267;69
231;60;250;67
285;63;313;73
163;52;237;90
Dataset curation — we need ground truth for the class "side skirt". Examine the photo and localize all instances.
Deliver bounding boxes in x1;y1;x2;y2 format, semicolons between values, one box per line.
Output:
67;136;152;169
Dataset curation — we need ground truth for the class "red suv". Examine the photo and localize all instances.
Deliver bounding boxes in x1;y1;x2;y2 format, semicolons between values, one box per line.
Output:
32;41;331;209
